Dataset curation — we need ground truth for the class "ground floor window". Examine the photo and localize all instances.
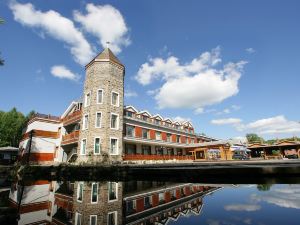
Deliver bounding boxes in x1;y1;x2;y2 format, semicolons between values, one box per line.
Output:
167;147;174;155
142;145;151;155
195;150;205;159
155;146;164;155
107;211;117;225
125;144;136;155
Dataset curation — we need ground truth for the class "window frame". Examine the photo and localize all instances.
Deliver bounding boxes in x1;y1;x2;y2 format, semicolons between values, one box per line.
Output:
110;113;119;130
97;89;104;104
90;215;97;225
82;114;89;130
108;182;118;202
94;137;101;155
107;211;118;225
77;182;84;202
75;212;82;225
111;91;120;107
85;91;91;107
91;182;98;204
80;139;87;155
95;112;102;128
110;137;118;155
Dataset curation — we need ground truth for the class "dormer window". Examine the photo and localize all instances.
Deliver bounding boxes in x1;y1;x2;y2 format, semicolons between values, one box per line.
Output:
126;111;133;117
142;115;148;121
155;119;160;125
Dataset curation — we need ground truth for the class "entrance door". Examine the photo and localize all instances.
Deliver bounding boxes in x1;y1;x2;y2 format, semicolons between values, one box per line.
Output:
196;151;205;159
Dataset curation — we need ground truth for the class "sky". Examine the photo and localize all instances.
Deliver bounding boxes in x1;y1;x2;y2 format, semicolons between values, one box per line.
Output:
1;0;300;140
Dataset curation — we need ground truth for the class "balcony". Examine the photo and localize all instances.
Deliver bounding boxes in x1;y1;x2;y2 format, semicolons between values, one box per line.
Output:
61;130;79;146
123;154;194;161
62;110;82;126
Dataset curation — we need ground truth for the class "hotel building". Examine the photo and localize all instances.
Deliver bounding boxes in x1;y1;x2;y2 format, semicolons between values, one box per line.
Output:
18;48;232;165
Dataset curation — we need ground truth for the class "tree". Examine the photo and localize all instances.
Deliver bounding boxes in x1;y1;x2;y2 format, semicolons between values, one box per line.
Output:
0;108;34;147
257;184;272;191
246;133;264;143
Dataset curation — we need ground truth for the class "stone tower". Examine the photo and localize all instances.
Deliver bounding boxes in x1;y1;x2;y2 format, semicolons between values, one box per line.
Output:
77;48;124;163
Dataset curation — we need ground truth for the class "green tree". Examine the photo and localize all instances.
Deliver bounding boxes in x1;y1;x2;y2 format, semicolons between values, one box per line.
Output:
257;184;272;191
0;108;31;147
246;133;264;143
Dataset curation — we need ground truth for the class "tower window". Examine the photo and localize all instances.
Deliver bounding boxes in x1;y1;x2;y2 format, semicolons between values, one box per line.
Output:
94;138;100;154
110;138;118;155
90;215;97;225
83;114;89;130
85;92;91;107
111;92;119;107
97;89;103;104
107;211;117;225
77;182;83;202
81;139;86;155
95;112;102;128
110;113;119;129
91;183;98;203
108;182;118;201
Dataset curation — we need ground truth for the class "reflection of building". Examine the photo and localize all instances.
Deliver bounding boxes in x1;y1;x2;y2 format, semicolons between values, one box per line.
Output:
19;48;232;165
8;180;222;225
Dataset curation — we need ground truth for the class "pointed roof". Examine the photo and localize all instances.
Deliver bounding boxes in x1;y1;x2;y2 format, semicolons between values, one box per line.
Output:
86;48;124;68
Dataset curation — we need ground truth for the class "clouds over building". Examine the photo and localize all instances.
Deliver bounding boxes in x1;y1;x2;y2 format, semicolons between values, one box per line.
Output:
135;47;247;110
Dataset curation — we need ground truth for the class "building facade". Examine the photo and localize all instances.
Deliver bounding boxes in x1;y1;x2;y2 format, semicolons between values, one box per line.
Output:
18;48;230;165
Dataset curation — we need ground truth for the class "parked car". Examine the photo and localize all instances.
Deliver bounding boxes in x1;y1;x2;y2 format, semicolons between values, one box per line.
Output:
285;154;298;159
232;151;250;160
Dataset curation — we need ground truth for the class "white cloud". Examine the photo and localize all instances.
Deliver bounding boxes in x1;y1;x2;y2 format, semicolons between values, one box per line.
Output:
246;48;255;54
125;89;137;98
136;47;247;109
211;118;242;125
172;116;191;123
50;65;80;81
194;107;205;114
231;104;241;111
251;185;300;209
239;115;300;134
74;4;130;54
224;204;261;212
9;1;94;65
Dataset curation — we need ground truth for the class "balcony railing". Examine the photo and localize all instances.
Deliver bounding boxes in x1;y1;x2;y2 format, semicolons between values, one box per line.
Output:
61;130;79;146
62;110;82;126
123;154;194;161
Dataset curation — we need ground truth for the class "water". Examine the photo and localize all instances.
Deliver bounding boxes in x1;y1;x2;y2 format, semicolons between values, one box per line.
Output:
1;179;300;225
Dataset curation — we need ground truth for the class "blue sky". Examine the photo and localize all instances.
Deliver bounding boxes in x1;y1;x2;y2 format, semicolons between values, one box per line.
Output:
1;0;300;140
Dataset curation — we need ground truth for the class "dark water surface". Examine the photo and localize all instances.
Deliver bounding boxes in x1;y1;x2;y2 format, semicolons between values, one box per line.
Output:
1;179;300;225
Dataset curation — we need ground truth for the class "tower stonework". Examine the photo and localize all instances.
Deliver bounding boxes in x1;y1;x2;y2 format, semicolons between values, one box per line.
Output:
77;48;124;163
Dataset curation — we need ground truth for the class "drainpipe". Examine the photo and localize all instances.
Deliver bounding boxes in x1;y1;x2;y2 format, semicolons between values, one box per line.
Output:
26;130;34;165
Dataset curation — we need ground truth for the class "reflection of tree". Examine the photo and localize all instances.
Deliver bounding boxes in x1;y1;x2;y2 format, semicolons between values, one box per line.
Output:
257;184;273;191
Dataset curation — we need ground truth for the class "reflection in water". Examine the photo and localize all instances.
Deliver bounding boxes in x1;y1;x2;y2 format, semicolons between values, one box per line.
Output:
7;180;222;225
5;181;300;225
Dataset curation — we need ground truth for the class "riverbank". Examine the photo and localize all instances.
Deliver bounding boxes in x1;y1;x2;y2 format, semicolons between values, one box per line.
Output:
13;159;300;184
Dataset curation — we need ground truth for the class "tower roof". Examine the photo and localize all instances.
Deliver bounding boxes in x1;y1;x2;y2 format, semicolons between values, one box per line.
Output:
86;48;124;68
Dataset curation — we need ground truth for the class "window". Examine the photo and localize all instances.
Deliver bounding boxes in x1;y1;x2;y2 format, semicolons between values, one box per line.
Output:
186;137;189;144
125;144;136;155
91;183;98;203
108;182;118;201
83;114;89;130
110;113;119;129
176;135;180;143
90;215;97;225
142;129;149;139
171;189;176;200
159;192;165;204
155;119;160;125
142;145;151;155
95;112;102;128
126;125;135;137
155;131;161;140
142;115;148;122
191;138;195;144
126;200;136;214
110;138;118;155
97;89;103;104
144;196;152;209
77;182;83;202
175;125;179;129
75;212;82;225
111;92;119;106
107;211;117;225
81;139;86;155
125;111;133;117
94;138;100;154
85;92;91;107
167;133;172;142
